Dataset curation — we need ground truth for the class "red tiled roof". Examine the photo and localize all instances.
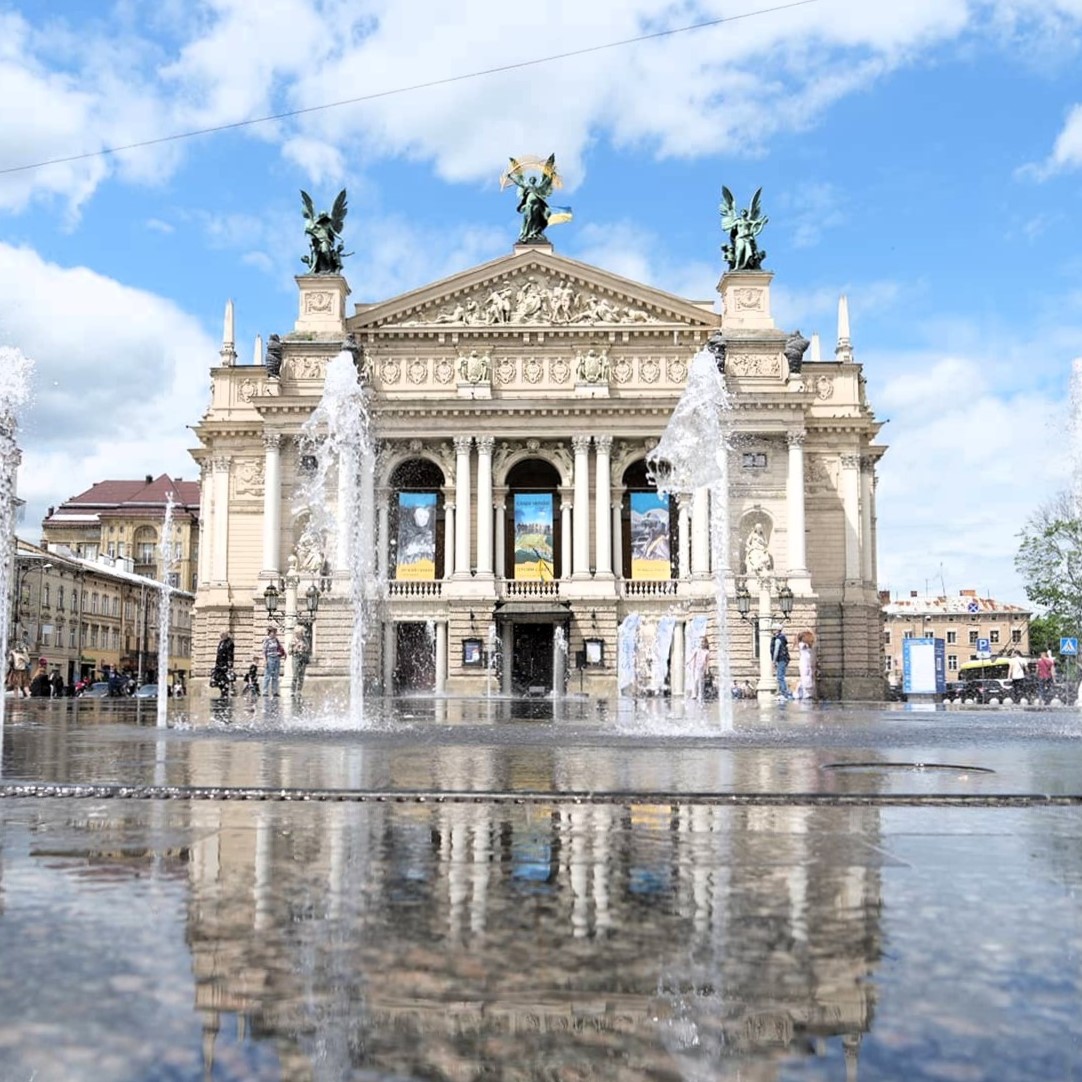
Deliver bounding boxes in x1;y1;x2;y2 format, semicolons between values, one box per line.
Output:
44;474;200;524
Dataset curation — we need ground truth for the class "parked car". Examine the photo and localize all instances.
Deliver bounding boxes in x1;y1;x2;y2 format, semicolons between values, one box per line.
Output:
134;684;158;699
79;682;111;698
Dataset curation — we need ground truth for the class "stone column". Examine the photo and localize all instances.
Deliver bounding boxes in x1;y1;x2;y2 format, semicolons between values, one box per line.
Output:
560;495;573;579
572;435;592;577
475;436;495;577
860;456;875;583
443;500;455;578
197;462;211;587
382;621;395;693
377;491;391;582
435;620;448;693
261;433;281;576
593;436;613;577
786;432;808;575
611;494;624;580
691;487;710;577
210;455;231;585
494;498;507;579
453;436;473;577
841;454;862;582
677;494;691;579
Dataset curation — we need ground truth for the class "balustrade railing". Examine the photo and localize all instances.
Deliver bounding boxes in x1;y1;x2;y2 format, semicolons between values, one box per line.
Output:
387;580;443;598
501;579;561;598
620;579;679;598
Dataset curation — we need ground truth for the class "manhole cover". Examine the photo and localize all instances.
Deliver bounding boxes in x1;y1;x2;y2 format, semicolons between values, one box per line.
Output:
822;762;994;774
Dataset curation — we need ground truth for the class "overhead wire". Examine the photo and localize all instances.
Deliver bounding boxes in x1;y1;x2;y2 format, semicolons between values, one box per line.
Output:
0;0;817;177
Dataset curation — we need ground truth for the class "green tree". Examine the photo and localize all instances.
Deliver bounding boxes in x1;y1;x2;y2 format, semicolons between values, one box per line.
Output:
1015;491;1082;635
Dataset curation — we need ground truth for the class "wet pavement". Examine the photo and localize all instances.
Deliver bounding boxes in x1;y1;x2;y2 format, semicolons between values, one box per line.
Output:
1;695;1081;1080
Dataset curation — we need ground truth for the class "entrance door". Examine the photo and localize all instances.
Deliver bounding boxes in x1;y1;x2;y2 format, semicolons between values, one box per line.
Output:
511;624;554;694
394;623;435;692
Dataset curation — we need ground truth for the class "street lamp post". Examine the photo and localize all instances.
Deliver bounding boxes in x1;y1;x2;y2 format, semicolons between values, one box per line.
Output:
264;572;319;693
735;576;794;700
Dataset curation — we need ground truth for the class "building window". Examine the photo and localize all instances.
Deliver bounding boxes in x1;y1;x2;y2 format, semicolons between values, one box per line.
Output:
111;629;119;651
884;656;893;671
903;630;914;640
57;586;64;611
90;593;99;614
990;629;1000;644
167;572;180;588
741;452;767;469
969;630;979;644
1012;629;1022;644
90;626;98;647
947;630;957;644
69;626;76;648
883;629;892;644
136;542;156;563
948;654;958;671
107;543;115;557
41;585;49;607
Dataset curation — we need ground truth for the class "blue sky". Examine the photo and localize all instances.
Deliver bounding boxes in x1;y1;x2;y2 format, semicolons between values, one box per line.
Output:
1;0;1081;604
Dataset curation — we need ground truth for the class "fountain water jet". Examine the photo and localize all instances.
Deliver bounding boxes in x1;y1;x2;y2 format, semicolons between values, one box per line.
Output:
155;492;176;727
647;347;734;727
296;350;374;724
0;346;33;747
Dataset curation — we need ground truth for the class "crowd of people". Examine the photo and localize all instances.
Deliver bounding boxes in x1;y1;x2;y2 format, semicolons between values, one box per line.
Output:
211;626;312;699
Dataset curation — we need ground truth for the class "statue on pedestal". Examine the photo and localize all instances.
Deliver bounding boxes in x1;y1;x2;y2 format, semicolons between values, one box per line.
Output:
720;186;768;271
501;155;572;243
265;334;283;379
301;189;351;274
744;523;774;579
784;329;810;373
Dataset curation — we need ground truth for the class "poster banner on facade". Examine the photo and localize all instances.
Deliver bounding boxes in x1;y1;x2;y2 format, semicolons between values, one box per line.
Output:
513;493;554;580
630;492;671;579
395;492;437;580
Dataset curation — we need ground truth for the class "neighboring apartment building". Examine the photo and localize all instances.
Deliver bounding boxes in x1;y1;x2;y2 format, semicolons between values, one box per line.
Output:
40;473;200;592
880;589;1031;685
10;540;195;689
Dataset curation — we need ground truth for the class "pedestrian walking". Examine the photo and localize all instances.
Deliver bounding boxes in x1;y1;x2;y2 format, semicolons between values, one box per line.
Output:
261;627;285;697
1007;650;1027;701
771;625;792;700
29;659;50;698
289;625;312;697
7;641;30;697
1036;650;1056;704
796;629;816;701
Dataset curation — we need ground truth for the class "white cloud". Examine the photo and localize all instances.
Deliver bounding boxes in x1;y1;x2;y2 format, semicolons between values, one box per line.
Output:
3;1;1082;210
1025;102;1082;179
0;244;215;536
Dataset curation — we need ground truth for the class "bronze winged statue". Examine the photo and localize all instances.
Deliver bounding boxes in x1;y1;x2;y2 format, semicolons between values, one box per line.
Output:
720;186;768;271
301;189;352;274
505;154;562;243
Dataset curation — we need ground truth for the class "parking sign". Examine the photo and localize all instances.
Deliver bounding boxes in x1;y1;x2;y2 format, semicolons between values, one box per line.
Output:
976;637;991;655
1061;637;1078;656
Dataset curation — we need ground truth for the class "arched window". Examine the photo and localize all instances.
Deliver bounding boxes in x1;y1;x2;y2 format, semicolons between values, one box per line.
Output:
505;459;562;580
622;460;675;580
389;459;446;580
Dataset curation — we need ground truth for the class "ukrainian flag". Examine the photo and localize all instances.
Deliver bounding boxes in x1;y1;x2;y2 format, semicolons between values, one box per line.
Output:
548;206;573;225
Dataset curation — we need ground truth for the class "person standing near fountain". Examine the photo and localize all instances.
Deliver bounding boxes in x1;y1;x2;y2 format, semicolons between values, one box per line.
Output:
770;625;793;701
289;625;311;697
687;636;711;701
261;627;285;697
7;640;29;698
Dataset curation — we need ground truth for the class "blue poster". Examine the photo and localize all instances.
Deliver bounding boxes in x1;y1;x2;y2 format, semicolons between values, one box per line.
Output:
630;492;671;579
396;492;437;580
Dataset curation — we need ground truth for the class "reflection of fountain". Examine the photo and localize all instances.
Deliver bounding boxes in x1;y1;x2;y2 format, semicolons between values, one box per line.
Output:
648;347;734;726
156;493;175;728
0;346;33;746
297;351;374;724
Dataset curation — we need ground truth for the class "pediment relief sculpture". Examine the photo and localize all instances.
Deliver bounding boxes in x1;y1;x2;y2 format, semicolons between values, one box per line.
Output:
388;274;666;328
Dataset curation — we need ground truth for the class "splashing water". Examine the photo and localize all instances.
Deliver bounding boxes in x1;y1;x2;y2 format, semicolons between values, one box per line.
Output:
647;347;734;728
296;351;374;724
0;346;34;745
156;493;175;727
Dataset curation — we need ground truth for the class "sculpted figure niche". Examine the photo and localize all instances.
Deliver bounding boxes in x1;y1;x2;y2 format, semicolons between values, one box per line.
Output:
744;523;774;579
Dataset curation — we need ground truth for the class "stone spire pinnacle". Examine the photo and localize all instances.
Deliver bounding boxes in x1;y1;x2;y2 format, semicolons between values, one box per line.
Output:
810;333;821;362
835;294;853;362
219;299;237;367
253;334;263;368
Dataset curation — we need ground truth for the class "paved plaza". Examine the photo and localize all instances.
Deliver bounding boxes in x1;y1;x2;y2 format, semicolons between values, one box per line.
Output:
0;697;1080;1080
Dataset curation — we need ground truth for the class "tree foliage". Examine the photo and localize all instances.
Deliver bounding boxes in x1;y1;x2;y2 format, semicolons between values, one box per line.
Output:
1015;491;1082;630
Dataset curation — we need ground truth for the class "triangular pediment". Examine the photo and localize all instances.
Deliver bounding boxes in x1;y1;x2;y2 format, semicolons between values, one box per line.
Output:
348;247;718;331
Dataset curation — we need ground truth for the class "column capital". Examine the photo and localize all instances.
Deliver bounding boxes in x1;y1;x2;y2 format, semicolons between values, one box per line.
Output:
476;435;496;455
262;431;282;452
210;454;232;472
594;434;613;454
786;431;806;449
840;453;861;470
571;434;592;454
860;454;876;473
453;435;474;455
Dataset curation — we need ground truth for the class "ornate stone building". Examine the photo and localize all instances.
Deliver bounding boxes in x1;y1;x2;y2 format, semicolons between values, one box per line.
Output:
191;238;885;699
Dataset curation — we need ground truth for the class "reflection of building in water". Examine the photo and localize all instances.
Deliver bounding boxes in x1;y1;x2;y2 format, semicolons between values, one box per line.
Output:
183;746;882;1078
